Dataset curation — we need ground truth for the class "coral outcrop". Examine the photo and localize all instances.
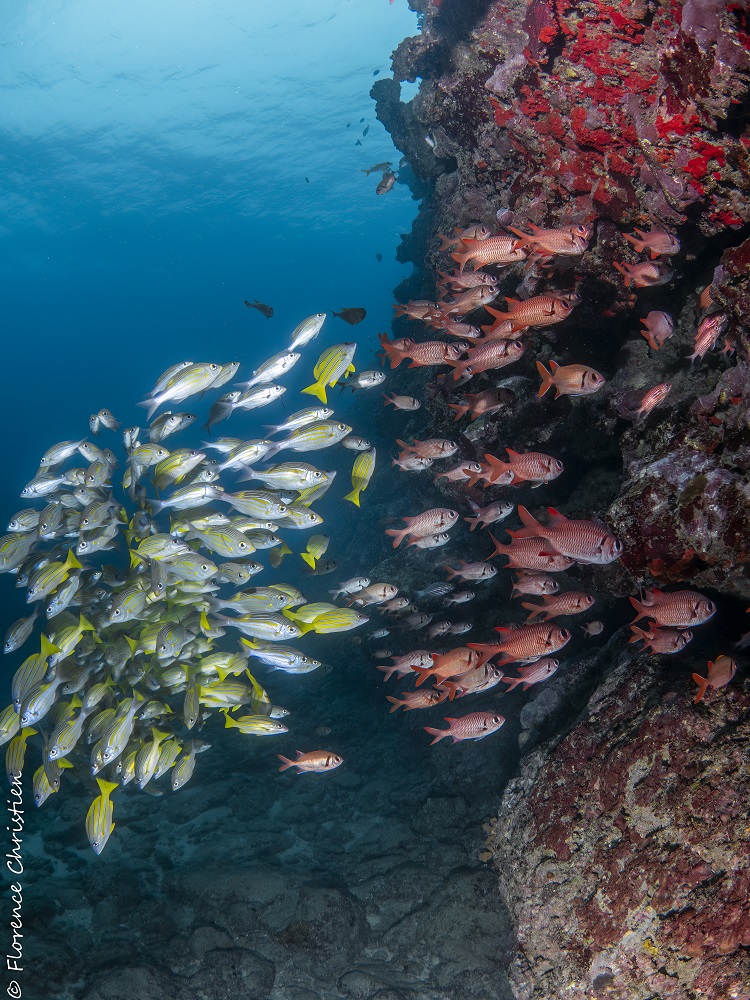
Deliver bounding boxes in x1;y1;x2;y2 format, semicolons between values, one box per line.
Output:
376;3;750;998
489;641;750;1000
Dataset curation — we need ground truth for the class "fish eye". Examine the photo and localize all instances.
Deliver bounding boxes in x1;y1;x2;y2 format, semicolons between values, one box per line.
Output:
112;609;121;618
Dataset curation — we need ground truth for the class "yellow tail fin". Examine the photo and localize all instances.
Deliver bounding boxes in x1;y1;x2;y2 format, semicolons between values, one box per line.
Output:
300;552;317;568
343;488;361;507
301;381;327;404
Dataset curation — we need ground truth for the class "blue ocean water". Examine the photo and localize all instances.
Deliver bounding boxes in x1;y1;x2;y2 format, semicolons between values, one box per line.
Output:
0;5;518;999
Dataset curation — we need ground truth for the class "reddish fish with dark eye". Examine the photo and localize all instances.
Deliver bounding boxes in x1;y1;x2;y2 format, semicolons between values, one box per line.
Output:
633;382;671;418
628;588;716;628
511;506;623;565
613;260;674;288
623;227;680;258
403;340;472;368
437;269;498;291
502;657;560;691
692;655;737;703
385;508;459;548
522;591;595;622
386;689;446;712
508;222;592;256
640;311;674;351
396;438;458;459
483;292;580;333
413;646;481;686
511;571;560;597
488;535;576;572
448;389;507;421
451;234;527;272
437;225;491;252
378;332;415;368
448;339;526;380
424;711;505;745
393;300;441;321
428;319;482;339
483;448;564;486
629;625;694;654
439;285;499;317
469;622;571;667
277;750;343;774
536;360;605;398
688;312;727;364
438;662;505;700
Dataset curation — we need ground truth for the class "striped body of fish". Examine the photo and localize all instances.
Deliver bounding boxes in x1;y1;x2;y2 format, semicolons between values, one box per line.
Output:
302;343;356;403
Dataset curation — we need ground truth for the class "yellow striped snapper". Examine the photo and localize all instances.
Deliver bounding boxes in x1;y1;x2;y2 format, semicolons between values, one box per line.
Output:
241;462;328;491
301;534;329;569
264;406;333;437
4;608;39;654
265;420;352;459
140;362;240;420
222;713;288;735
148;411;196;443
214;613;301;641
301;343;357;404
85;778;118;855
240;639;322;674
237;350;301;390
344;448;376;507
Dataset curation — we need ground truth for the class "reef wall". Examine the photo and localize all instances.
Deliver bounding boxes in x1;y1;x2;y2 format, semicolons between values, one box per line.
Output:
374;2;750;997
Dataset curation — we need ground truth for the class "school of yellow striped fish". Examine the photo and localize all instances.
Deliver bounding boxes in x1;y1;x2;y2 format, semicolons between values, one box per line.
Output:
0;313;382;854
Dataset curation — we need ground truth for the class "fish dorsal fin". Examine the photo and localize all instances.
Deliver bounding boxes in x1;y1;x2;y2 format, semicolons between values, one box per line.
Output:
546;507;567;524
506;447;520;458
295;750;304;758
527;222;542;234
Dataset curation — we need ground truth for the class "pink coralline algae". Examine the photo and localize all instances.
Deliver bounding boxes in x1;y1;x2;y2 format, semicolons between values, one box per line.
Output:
490;653;750;1000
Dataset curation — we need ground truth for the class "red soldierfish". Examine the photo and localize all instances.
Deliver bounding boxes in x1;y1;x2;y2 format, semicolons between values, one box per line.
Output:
623;228;680;258
488;535;575;572
511;571;560;597
613;260;674;288
378;332;415;368
483;449;564;486
508;222;591;256
692;655;737;703
502;657;560;691
413;647;480;685
451;235;527;272
512;506;623;565
424;711;505;745
640;311;674;351
386;689;446;712
536;360;605;398
629;625;694;655
448;340;526;380
522;591;595;622
688;313;727;364
469;622;570;667
484;293;580;333
278;750;343;774
628;588;716;628
396;438;458;459
385;508;459;548
634;383;671;418
438;662;505;700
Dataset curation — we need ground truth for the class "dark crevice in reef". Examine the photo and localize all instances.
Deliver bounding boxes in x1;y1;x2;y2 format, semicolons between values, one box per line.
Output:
375;2;750;997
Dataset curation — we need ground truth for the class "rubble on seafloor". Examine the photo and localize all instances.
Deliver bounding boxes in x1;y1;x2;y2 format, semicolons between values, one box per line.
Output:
373;2;750;997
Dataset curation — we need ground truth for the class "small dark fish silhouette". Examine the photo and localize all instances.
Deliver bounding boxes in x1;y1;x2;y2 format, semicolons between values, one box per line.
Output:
376;170;396;196
346;123;351;128
355;140;362;146
362;125;370;137
359;117;365;123
373;69;380;76
244;299;273;319
331;308;366;325
305;176;310;183
376;253;383;263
